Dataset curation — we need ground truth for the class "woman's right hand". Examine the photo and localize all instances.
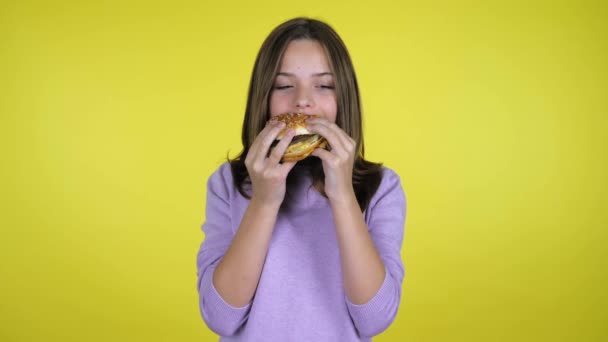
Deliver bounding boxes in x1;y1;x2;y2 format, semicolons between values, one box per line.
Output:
244;119;296;208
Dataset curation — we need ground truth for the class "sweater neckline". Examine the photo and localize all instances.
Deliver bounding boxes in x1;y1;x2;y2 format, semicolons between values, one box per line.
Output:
282;170;329;210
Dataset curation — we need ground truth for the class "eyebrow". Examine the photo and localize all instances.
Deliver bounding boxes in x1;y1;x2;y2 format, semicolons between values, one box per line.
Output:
276;72;333;77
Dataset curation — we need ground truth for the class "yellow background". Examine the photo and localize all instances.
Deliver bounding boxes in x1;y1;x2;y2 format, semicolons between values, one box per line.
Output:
1;0;607;341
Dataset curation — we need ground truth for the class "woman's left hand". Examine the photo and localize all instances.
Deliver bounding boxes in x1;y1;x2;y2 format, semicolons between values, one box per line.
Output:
307;117;357;202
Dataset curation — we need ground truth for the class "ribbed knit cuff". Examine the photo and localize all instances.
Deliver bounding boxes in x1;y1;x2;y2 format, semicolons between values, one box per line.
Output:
345;267;397;335
201;267;252;323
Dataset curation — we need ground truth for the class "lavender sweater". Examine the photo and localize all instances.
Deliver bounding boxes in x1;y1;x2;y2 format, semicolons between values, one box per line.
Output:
196;162;407;341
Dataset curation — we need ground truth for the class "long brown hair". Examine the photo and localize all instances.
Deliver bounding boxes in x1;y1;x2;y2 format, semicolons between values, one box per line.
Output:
229;17;383;212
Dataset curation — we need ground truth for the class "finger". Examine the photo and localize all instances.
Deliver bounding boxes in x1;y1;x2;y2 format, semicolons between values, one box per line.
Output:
307;121;346;153
278;160;297;178
311;147;333;162
250;120;286;164
329;125;355;153
268;129;295;165
257;121;287;162
250;120;276;148
247;120;275;163
310;118;354;153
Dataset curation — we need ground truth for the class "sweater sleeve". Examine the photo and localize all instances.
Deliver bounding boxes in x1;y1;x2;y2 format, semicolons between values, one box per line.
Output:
196;165;251;336
345;168;407;338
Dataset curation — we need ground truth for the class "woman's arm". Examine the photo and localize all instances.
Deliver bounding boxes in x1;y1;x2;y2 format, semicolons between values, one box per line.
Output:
309;117;407;337
212;120;296;307
329;170;407;338
308;117;386;303
330;190;386;304
212;198;280;307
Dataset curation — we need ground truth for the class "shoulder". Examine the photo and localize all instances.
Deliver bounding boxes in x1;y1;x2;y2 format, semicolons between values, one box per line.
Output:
366;166;406;212
206;162;235;199
377;166;404;195
379;166;401;185
208;161;233;183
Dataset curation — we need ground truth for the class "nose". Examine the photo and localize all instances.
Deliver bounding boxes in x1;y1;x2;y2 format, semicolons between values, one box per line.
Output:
294;87;314;110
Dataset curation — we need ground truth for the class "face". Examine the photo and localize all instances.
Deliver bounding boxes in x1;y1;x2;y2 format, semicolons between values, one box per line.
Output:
269;39;337;123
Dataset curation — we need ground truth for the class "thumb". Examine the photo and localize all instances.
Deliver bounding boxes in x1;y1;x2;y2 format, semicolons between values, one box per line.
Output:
311;148;331;161
279;161;297;177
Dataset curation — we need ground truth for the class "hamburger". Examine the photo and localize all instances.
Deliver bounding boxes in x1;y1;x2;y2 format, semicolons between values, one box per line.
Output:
270;113;328;162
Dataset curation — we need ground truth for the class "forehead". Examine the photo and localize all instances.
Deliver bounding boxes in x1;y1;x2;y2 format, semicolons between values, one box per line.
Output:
278;39;331;73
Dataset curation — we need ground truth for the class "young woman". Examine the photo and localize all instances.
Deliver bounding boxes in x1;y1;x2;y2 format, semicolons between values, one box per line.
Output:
196;17;407;341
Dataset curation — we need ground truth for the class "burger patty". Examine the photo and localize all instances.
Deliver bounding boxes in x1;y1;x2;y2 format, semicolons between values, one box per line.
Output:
271;134;316;147
289;134;315;144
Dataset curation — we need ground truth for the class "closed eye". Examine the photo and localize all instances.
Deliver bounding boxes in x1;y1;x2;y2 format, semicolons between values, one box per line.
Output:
274;85;292;90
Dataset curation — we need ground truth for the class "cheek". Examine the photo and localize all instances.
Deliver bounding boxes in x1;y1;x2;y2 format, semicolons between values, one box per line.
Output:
268;94;280;116
322;95;338;123
269;93;289;116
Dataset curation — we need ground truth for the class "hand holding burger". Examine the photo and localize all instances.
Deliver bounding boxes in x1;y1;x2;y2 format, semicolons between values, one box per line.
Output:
243;113;329;207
